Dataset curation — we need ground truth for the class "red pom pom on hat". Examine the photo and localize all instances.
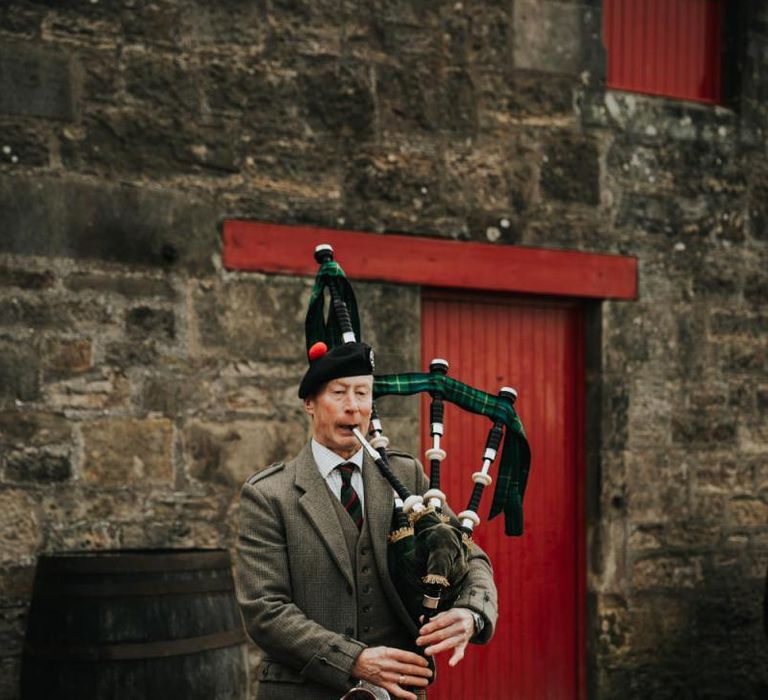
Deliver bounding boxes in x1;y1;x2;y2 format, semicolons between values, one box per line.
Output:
308;341;328;362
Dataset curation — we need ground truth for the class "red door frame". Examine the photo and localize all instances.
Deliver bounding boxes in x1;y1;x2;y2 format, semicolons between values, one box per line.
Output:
222;220;637;699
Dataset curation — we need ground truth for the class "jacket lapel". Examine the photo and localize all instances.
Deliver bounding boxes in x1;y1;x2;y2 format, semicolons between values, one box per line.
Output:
294;444;355;589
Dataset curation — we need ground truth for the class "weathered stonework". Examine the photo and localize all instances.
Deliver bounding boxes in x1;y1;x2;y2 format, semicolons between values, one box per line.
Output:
0;1;766;698
80;417;174;486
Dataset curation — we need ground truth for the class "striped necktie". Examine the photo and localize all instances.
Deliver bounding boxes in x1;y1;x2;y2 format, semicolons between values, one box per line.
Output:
336;462;363;531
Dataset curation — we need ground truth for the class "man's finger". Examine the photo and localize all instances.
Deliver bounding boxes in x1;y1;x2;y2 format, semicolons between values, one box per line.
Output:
389;661;433;678
448;643;467;667
417;621;466;646
388;648;430;666
419;610;468;636
386;683;417;700
386;671;429;687
425;633;466;656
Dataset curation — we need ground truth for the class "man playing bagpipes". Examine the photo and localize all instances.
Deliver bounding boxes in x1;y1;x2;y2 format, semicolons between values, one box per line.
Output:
236;245;531;700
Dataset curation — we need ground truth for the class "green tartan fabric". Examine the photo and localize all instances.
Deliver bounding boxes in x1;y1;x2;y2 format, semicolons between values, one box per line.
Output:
305;260;362;351
373;373;531;536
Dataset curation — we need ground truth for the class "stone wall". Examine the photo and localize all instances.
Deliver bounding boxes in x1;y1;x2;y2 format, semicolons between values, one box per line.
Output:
0;1;766;698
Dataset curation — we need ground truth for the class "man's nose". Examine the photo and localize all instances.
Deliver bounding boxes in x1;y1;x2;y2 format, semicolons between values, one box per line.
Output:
343;392;360;412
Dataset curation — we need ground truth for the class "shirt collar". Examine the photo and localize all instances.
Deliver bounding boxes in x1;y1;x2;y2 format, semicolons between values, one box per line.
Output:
311;438;364;479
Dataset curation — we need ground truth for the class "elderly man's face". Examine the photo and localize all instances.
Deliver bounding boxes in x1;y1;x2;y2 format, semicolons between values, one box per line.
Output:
304;375;373;459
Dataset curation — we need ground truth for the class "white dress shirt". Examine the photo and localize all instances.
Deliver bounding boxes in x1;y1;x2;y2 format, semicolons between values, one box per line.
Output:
311;439;365;516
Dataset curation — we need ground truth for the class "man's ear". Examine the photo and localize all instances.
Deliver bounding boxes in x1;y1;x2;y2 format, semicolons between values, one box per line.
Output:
303;397;314;417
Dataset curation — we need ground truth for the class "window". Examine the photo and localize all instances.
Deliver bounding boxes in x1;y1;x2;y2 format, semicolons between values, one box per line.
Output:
603;0;726;104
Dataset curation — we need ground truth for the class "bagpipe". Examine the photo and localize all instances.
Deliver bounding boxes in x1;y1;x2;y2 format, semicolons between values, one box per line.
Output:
307;245;531;699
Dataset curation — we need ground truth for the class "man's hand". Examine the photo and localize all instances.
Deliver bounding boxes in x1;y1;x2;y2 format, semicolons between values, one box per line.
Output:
416;608;475;667
351;646;432;700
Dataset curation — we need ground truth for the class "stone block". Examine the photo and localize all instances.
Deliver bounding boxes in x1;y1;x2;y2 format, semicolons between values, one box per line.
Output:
5;450;71;483
0;297;113;330
41;2;122;45
78;46;119;103
596;600;630;662
126;306;175;341
0;3;45;36
671;407;737;446
0;297;59;328
714;339;766;375
748;170;768;241
0;175;219;273
55;487;143;524
64;272;176;299
628;524;664;552
513;0;588;75
141;373;209;416
342;150;448;233
0;411;70;448
436;2;513;68
0;122;49;167
0;605;27;663
80;418;173;485
729;497;768;528
193;276;308;361
541;132;599;205
710;310;766;337
184;419;308;488
301;63;375;141
105;341;160;368
689;490;728;522
744;271;768;307
662;520;721;549
46;519;123;552
61;108;243;176
177;1;268;47
122;0;267;48
626;380;673;449
202;58;266;115
623;594;692;662
377;61;476;136
0;565;35;604
210;379;301;418
693;455;756;495
625;451;689;523
479;69;575;124
0;265;54;290
41;337;93;374
615;192;679;237
0;41;76;120
443;138;536;220
123;50;200;113
0;489;41;563
0;338;39;403
632;555;704;590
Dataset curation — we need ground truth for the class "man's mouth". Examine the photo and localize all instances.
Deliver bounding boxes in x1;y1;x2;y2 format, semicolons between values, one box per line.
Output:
339;423;358;433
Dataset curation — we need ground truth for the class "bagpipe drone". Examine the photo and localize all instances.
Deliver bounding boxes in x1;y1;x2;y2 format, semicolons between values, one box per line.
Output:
305;244;531;699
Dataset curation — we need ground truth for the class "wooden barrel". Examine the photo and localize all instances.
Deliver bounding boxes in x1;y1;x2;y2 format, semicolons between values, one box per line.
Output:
21;548;248;700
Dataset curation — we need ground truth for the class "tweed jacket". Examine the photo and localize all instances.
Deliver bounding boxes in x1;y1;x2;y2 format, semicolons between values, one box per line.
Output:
236;442;498;700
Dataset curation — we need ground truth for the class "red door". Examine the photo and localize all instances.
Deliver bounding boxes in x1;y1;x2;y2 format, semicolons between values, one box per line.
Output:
421;290;586;700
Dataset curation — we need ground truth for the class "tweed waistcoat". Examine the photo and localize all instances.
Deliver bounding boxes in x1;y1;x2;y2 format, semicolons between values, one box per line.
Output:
328;485;413;651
